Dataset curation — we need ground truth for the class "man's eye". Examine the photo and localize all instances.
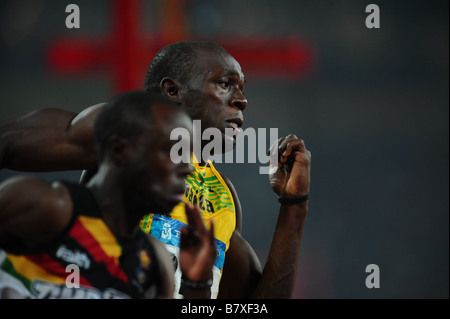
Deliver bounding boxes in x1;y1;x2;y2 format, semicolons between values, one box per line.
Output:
218;81;229;89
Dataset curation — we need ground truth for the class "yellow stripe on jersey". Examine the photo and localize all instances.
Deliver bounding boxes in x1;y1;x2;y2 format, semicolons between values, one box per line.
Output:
78;216;122;260
141;158;236;253
6;254;66;284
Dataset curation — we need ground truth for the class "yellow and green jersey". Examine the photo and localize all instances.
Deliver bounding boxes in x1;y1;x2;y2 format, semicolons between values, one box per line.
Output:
140;158;236;299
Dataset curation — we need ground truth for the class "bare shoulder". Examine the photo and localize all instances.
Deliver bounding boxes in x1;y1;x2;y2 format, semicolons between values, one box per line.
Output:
0;176;73;251
0;176;71;203
0;175;62;200
69;102;106;128
66;102;106;146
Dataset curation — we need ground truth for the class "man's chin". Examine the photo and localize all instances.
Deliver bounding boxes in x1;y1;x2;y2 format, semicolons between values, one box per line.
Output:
153;197;183;215
219;133;237;154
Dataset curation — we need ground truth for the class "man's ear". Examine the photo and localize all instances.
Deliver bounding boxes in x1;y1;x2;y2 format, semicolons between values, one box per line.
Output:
106;135;131;166
160;77;183;103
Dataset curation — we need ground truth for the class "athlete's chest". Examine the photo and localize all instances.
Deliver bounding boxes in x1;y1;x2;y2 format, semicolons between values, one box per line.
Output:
182;167;235;216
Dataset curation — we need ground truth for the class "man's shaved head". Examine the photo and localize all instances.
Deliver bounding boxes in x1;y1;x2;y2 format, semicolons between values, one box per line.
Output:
94;91;179;160
144;41;228;94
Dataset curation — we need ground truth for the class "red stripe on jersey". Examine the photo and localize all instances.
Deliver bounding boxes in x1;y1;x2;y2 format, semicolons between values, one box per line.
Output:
68;219;129;283
25;254;92;287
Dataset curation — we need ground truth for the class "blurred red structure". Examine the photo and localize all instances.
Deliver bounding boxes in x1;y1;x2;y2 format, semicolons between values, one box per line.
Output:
47;0;315;94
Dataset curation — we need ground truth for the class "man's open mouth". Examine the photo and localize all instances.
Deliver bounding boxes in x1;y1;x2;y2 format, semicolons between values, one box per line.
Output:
225;118;244;131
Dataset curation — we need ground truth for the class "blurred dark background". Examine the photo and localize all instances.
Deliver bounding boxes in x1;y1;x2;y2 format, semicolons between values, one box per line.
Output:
0;0;448;298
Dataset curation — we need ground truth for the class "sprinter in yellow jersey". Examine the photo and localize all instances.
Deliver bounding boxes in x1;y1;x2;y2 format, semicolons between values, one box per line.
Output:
139;42;311;299
0;41;311;299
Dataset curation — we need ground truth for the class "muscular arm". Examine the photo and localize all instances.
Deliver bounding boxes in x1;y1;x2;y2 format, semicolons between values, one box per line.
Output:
0;103;105;172
218;181;308;299
218;228;263;299
218;135;311;299
250;202;308;298
0;176;73;253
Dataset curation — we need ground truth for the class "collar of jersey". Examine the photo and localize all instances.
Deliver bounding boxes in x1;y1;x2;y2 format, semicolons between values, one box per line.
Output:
190;153;212;171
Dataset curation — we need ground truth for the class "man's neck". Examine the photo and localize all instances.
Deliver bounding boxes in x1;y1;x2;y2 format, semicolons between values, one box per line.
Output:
86;167;138;237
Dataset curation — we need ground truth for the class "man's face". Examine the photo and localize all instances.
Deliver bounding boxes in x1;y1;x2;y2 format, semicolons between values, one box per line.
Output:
127;104;193;213
180;49;248;149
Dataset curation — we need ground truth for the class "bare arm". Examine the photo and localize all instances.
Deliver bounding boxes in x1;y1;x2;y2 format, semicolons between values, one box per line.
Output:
249;202;308;298
217;174;262;299
0;176;73;253
218;135;311;299
0;103;105;172
218;229;263;299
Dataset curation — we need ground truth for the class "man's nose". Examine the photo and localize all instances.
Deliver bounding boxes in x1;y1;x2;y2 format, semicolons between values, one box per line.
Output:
231;89;248;111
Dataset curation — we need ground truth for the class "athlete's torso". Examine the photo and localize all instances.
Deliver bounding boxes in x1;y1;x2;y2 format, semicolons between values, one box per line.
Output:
140;160;236;299
0;181;160;299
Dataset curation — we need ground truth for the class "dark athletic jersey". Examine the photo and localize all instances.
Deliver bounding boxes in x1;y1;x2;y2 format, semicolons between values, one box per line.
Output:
0;181;161;299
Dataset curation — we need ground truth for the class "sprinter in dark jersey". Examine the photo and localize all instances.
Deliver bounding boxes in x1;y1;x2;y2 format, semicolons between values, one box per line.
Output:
0;91;216;299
